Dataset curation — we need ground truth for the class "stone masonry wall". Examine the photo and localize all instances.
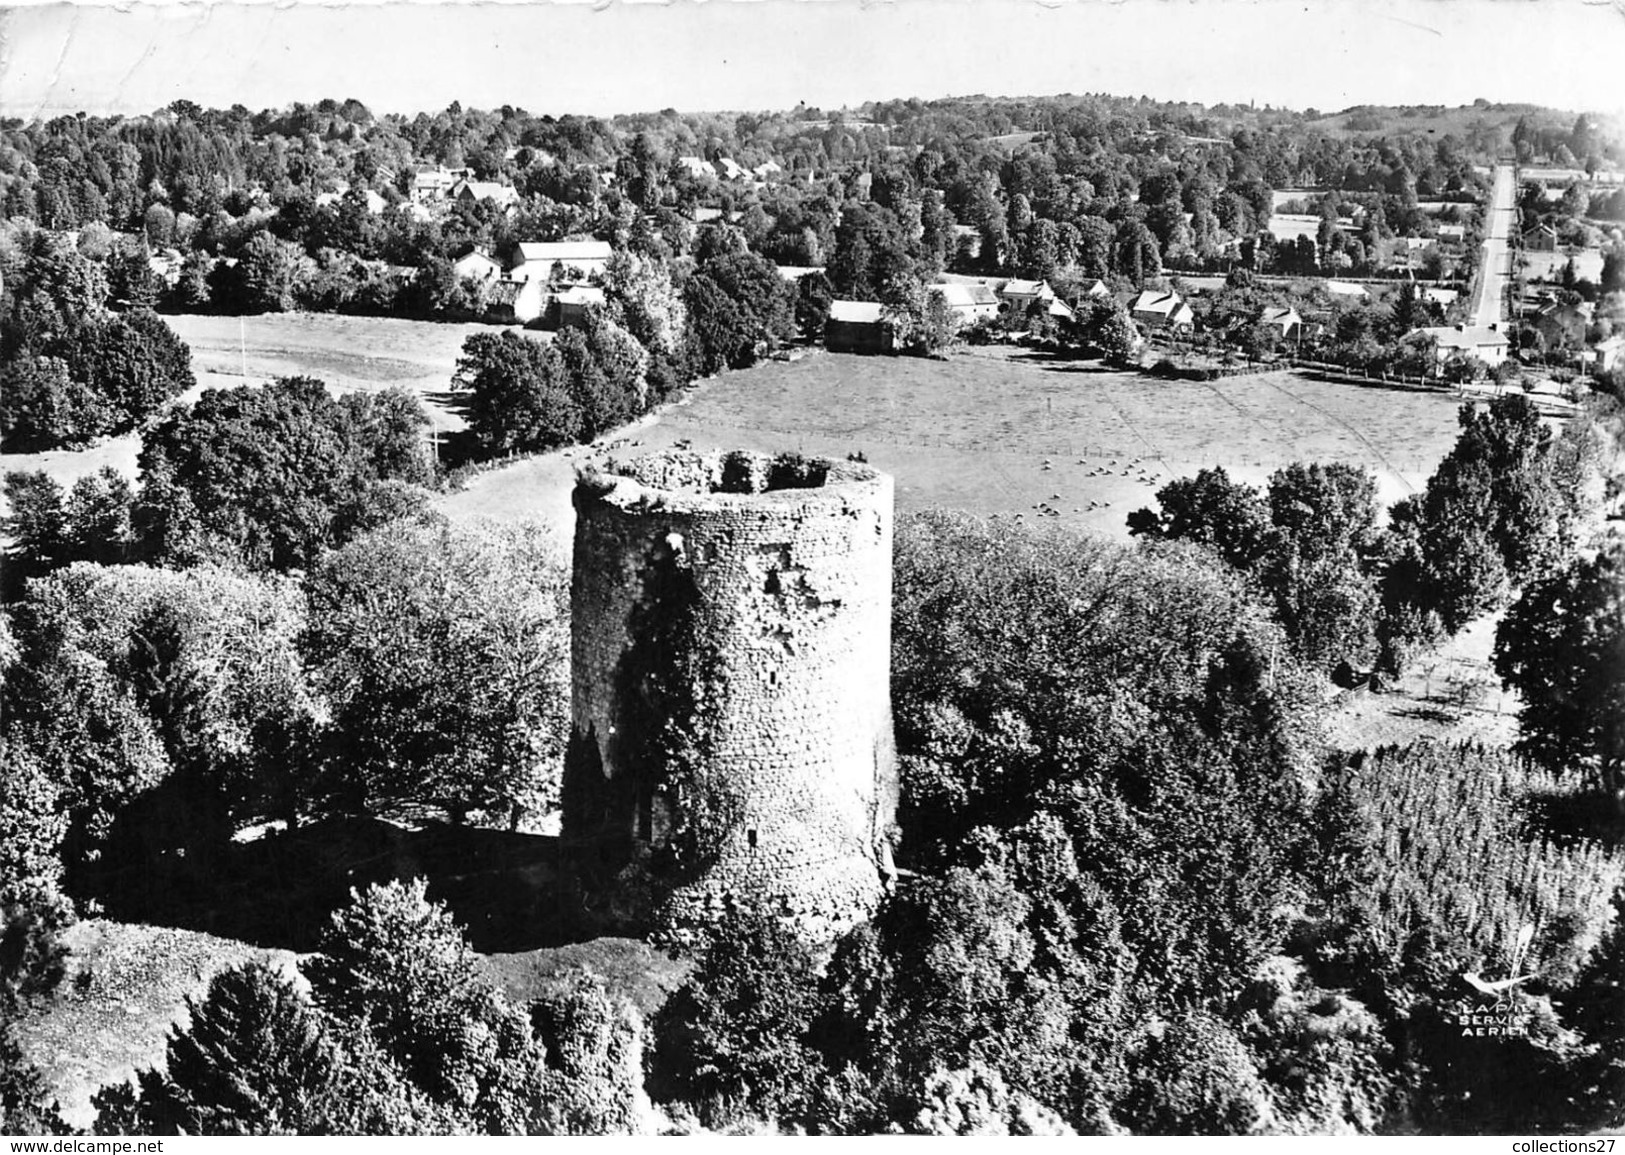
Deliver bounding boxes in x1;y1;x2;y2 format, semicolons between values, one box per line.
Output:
566;450;898;939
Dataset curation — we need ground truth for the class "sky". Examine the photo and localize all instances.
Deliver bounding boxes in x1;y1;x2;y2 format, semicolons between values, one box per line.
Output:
1;0;1623;122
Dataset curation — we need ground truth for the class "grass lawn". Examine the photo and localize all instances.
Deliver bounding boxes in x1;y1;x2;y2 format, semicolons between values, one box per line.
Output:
9;920;300;1130
441;346;1472;543
0;311;509;518
165;311;503;434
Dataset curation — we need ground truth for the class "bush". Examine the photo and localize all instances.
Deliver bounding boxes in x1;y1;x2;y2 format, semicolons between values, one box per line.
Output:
650;910;823;1128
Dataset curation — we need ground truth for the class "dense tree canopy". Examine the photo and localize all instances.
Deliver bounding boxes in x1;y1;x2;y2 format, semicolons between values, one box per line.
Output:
137;377;435;571
301;516;570;824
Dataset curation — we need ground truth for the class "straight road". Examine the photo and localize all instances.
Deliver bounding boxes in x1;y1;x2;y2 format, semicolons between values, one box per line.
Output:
1470;162;1518;329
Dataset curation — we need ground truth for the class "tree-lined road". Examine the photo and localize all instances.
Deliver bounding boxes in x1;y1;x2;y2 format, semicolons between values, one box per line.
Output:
1471;163;1518;329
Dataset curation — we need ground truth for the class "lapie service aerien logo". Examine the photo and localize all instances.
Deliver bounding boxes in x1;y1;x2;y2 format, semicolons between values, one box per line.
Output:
1454;922;1537;1039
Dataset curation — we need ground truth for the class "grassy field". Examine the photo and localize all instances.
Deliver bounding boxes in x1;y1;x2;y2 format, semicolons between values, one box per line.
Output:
441;346;1471;542
0;311;508;516
166;311;499;434
10;920;300;1129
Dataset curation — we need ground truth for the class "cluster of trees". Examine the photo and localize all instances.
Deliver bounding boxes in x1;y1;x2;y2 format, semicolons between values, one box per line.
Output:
1128;462;1385;673
453;243;800;456
1314;742;1625;1131
1129;394;1609;679
5;377;438;580
74;879;646;1134
4;404;1618;1134
0;233;195;448
641;504;1622;1134
0;513;570;883
0;91;1539;345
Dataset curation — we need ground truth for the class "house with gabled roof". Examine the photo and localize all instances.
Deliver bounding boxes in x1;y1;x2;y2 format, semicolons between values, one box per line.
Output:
451;178;520;210
556;285;607;329
508;240;615;283
675;156;715;181
1129;289;1194;331
935;282;1000;326
998;279;1057;312
825;300;894;354
1259;305;1303;339
454;247;503;283
1420;323;1510;367
486;277;547;325
1522;222;1559;252
410;167;460;203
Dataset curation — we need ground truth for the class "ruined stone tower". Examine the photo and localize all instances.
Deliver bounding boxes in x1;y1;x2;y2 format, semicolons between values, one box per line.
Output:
565;449;897;939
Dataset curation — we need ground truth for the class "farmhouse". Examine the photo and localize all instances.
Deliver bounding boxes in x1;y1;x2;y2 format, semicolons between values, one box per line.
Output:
1531;298;1592;348
486;277;547;325
1129;289;1194;331
450;178;520;210
935;282;1000;326
509;240;615;283
825;300;895;354
410;166;461;203
999;279;1057;312
1421;323;1510;368
675;156;715;180
453;247;503;283
1522;223;1559;252
1260;306;1303;339
1590;334;1624;373
556;285;606;328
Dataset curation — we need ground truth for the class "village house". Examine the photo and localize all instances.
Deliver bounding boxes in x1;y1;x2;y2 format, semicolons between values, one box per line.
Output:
752;160;783;180
1259;305;1303;340
508;240;615;284
486;277;547;325
453;247;503;283
999;279;1057;313
935;282;1000;327
1435;223;1467;245
1129;289;1195;331
825;300;894;354
1422;287;1459;309
1522;222;1559;252
556;285;607;329
1531;298;1593;349
1421;323;1510;368
1080;279;1112;300
450;178;520;210
675;156;715;180
714;157;748;182
410;166;463;203
1590;334;1624;373
1324;280;1371;300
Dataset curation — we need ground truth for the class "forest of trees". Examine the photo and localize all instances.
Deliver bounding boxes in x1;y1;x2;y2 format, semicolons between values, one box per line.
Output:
3;90;1558;449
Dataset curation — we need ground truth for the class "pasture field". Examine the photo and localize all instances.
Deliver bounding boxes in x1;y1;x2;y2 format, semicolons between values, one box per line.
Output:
166;311;501;433
0;311;503;515
443;346;1472;542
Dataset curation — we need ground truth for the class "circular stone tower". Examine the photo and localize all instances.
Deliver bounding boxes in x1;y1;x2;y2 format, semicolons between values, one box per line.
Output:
565;449;897;939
